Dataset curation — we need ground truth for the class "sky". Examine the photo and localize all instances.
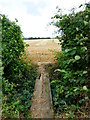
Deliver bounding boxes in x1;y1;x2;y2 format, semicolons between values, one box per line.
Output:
0;0;89;38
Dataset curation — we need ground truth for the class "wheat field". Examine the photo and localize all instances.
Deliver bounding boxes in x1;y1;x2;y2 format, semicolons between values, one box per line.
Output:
24;39;61;63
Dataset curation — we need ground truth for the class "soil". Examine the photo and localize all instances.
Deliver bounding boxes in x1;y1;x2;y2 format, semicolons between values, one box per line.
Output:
30;62;54;118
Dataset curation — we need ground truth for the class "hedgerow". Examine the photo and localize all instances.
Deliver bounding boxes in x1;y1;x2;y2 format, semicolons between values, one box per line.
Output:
50;3;90;118
1;15;37;118
0;15;2;114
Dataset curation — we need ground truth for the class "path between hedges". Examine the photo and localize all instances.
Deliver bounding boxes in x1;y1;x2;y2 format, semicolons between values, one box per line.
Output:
30;62;54;118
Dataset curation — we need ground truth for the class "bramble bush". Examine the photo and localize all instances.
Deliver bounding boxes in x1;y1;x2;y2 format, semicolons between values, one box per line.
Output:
1;15;37;118
50;3;90;118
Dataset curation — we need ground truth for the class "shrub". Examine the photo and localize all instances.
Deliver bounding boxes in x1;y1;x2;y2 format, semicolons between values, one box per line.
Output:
1;15;37;118
50;3;90;118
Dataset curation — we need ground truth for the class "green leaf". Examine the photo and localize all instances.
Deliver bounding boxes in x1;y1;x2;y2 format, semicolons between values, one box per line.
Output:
26;44;29;47
83;86;88;91
60;100;66;105
51;80;59;84
85;97;88;100
81;47;87;52
83;71;87;74
54;69;61;72
65;49;70;53
84;21;88;26
76;27;79;31
75;55;81;60
73;87;79;92
85;15;89;18
55;69;66;73
71;50;76;55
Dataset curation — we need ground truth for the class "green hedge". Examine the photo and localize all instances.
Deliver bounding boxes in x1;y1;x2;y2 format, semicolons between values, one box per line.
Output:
1;15;37;118
51;4;89;118
0;56;1;111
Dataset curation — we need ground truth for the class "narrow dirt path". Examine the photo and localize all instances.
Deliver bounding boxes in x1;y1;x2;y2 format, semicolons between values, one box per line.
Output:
31;62;54;118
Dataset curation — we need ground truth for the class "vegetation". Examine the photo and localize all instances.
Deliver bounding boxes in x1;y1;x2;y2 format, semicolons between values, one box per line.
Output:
24;37;51;40
0;14;2;114
49;3;90;118
1;15;37;118
0;3;90;119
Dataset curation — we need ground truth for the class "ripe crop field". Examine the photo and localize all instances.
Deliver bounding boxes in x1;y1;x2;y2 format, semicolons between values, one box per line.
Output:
24;39;61;63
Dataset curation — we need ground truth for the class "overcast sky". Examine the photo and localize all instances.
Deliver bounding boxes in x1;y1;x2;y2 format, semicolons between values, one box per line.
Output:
0;0;89;37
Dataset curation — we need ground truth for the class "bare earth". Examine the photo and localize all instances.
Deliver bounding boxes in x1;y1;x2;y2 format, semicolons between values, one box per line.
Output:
24;39;61;118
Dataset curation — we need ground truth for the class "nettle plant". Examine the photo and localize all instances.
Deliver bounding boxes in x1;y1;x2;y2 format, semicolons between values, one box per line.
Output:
51;3;90;117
